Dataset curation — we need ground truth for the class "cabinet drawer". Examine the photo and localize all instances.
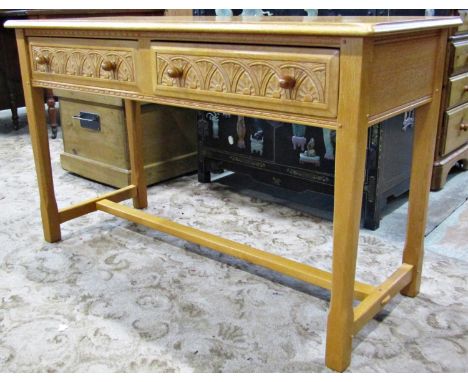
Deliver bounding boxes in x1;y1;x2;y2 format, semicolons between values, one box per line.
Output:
447;72;468;109
152;43;339;118
29;37;138;90
443;102;468;155
452;39;468;75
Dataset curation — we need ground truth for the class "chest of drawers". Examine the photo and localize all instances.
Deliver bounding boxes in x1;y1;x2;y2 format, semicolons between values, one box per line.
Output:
432;9;468;189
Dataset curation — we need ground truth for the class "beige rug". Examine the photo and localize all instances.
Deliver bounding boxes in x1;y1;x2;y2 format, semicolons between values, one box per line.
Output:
0;124;467;372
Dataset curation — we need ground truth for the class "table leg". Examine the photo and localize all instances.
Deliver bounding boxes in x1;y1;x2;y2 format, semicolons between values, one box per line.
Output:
325;125;369;371
401;101;441;297
16;29;60;242
401;30;447;297
124;99;148;209
24;86;61;242
325;37;371;372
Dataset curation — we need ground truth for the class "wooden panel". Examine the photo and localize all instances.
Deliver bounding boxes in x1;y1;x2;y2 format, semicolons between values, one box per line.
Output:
443;102;468;155
28;37;138;90
151;43;340;118
369;34;439;117
452;39;468;75
447;72;468;109
60;152;131;187
58;94;129;168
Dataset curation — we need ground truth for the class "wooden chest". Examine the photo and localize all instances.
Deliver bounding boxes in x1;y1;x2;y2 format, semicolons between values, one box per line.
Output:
57;90;197;188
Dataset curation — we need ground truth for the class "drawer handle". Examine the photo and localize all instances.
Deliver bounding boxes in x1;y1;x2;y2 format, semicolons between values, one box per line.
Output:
167;66;183;79
460;123;468;132
101;60;116;72
464;85;468;92
72;115;96;122
35;55;49;65
278;75;296;90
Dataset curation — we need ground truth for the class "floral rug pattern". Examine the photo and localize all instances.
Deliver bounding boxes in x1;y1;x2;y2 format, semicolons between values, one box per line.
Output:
0;124;467;372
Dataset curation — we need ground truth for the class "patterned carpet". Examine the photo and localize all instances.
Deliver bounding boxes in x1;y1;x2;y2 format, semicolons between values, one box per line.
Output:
0;113;467;372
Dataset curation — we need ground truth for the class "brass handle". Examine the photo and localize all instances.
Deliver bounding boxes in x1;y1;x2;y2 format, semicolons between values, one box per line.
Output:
278;75;296;90
167;66;183;79
101;60;116;71
463;85;468;92
35;55;49;65
460;122;468;131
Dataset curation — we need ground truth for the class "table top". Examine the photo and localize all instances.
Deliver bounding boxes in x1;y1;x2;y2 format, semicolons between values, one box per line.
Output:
4;15;462;36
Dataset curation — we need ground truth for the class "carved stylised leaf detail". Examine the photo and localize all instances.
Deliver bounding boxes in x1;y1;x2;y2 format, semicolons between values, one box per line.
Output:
221;60;258;96
30;45;135;82
250;62;279;97
155;50;330;105
81;54;98;78
197;59;228;92
65;52;81;76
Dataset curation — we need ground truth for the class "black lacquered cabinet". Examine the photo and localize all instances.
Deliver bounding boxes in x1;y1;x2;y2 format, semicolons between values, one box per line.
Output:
197;112;415;230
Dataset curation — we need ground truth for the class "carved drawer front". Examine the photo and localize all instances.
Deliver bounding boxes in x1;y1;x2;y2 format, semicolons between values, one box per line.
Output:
443;102;468;155
452;39;468;75
447;72;468;109
29;37;137;90
151;43;339;118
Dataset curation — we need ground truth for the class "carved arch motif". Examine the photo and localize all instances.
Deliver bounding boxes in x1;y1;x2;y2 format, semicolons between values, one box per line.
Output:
156;52;328;105
31;45;136;82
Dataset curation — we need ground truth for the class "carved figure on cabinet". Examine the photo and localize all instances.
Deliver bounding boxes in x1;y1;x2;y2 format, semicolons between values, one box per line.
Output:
291;123;307;150
236;115;247;149
300;137;321;166
206;112;220;139
250;129;264;156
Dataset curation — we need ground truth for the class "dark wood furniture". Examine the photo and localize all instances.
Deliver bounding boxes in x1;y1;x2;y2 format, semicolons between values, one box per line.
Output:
0;11;25;130
431;9;468;190
197;111;415;230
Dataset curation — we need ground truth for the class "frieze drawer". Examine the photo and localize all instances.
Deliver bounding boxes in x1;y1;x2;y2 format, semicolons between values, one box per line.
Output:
28;37;138;90
151;43;339;119
443;102;468;155
452;39;468;75
447;71;468;109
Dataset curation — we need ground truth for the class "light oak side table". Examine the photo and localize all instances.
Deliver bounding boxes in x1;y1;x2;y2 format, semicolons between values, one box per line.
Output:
5;15;461;371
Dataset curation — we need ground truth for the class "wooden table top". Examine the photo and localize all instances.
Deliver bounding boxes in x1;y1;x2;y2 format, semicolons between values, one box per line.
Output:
5;15;462;36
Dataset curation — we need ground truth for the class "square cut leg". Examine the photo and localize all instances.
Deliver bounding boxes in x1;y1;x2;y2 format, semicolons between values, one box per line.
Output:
124;99;148;209
16;30;60;242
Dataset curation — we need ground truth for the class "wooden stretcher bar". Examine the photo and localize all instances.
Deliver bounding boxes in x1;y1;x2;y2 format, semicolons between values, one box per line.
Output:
58;185;136;223
95;198;376;300
353;263;413;334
